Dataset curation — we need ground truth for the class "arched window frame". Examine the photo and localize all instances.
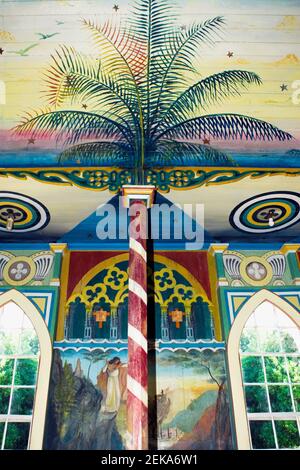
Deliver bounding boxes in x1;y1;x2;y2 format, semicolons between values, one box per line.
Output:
227;289;300;450
0;289;52;450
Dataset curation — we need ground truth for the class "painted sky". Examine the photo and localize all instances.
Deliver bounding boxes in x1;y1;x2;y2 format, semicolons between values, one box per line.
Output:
0;0;299;159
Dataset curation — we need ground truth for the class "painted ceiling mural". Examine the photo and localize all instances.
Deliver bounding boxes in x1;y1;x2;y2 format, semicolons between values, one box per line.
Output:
0;0;299;172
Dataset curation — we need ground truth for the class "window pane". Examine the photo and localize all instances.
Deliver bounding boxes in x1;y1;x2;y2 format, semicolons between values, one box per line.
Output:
15;359;38;386
0;422;4;445
280;330;299;353
0;359;14;385
276;309;297;327
0;388;11;414
19;330;39;355
242;356;264;383
0;304;24;330
254;302;277;326
292;385;300;411
240;329;259;353
10;388;35;415
268;385;293;412
287;356;300;383
264;356;288;383
275;420;300;449
4;422;30;450
249;420;276;449
259;329;281;353
244;385;269;413
0;331;19;355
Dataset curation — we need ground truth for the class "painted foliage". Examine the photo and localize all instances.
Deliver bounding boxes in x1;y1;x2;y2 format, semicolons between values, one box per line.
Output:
44;348;128;450
154;349;232;450
0;0;299;169
44;347;231;450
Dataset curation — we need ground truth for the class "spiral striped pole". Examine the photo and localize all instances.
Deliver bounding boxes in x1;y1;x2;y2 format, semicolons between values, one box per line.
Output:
122;185;155;450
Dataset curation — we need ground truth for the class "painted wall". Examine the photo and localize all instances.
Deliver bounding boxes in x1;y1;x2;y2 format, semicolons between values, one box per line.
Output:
0;244;299;449
1;0;299;169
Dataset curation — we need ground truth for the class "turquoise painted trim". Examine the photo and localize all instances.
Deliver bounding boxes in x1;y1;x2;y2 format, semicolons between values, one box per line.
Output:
0;286;59;339
219;285;300;340
286;251;300;281
53;340;128;350
0;243;51;251
0;241;298;252
215;251;226;278
53;339;224;350
157;341;225;350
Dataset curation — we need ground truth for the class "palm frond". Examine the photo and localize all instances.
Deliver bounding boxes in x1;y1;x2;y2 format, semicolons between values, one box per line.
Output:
148;140;233;165
157;113;293;142
130;0;178;51
155;70;262;133
82;18;142;87
45;46;138;123
44;45;98;107
14;109;132;145
47;58;138;131
150;17;225;126
130;0;179;135
58;141;132;166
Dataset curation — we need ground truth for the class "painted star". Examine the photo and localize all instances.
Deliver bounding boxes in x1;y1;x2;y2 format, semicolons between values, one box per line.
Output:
203;138;210;145
0;48;4;55
82;103;87;109
227;51;234;58
180;25;187;31
113;4;119;11
280;84;288;91
27;138;35;144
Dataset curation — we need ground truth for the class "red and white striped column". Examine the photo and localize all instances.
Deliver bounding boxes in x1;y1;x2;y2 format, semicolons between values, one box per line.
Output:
122;185;155;450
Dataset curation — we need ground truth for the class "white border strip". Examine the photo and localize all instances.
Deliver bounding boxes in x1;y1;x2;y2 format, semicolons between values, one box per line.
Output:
129;238;147;262
128;279;147;305
127;375;148;408
128;324;147;353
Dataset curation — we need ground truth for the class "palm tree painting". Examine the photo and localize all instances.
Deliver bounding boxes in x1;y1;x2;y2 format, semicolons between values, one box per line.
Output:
14;0;293;183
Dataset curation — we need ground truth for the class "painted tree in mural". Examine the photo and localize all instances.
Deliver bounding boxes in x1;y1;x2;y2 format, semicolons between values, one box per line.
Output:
14;0;292;182
157;349;232;449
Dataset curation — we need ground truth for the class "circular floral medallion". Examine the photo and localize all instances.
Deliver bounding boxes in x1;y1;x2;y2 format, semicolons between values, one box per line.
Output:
240;256;273;286
3;256;36;286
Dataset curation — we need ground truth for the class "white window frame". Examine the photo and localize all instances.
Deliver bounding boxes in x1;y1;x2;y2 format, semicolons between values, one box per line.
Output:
227;289;300;450
0;289;52;450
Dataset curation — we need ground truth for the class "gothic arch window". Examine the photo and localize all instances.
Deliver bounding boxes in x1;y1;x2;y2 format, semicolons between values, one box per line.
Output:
0;290;52;450
227;290;300;450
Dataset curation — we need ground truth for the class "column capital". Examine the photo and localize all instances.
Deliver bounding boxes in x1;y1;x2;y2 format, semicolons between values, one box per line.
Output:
280;244;300;255
122;185;156;208
208;243;229;256
49;243;68;253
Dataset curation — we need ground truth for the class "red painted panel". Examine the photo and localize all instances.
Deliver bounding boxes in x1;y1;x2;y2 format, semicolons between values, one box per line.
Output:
158;251;211;299
67;251;127;298
67;251;211;299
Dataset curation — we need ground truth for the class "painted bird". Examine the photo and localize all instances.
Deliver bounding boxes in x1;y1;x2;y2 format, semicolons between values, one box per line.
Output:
36;32;59;40
7;43;39;56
